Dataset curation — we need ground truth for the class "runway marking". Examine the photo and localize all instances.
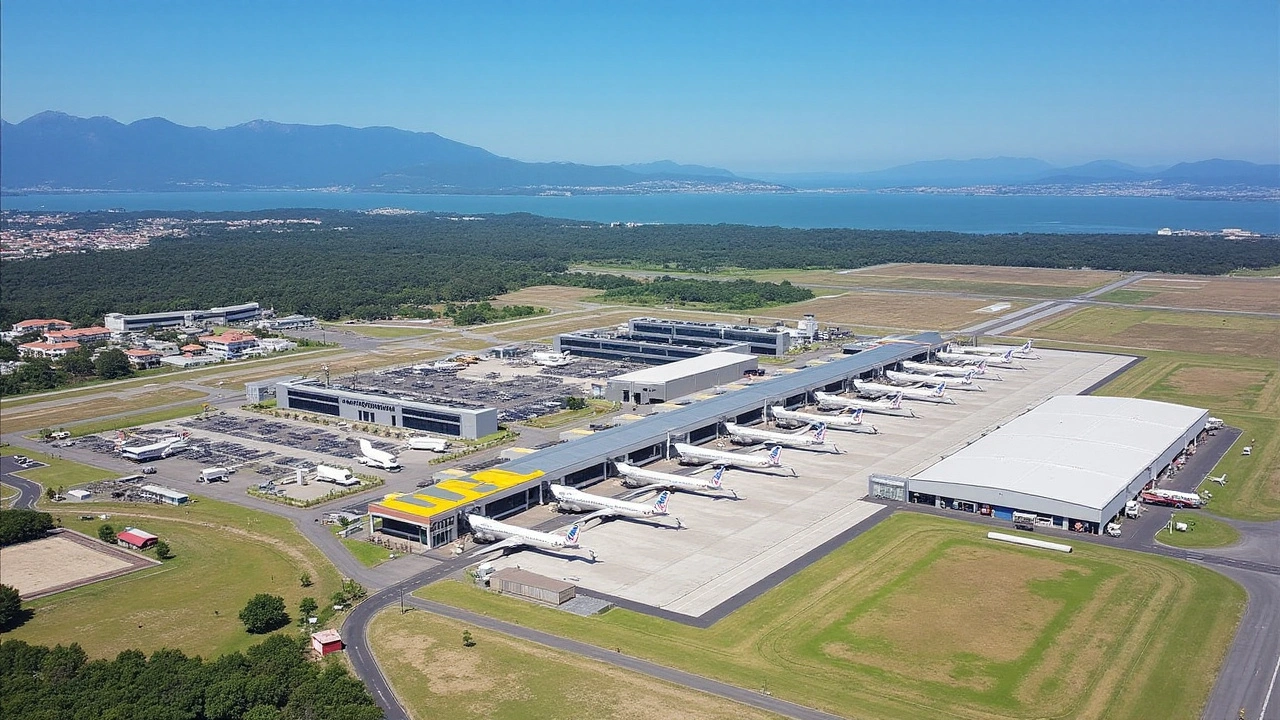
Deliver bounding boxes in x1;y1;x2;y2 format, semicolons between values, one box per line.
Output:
1260;642;1280;719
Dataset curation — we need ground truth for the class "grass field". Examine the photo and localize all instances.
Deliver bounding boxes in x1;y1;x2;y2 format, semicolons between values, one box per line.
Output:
763;292;1028;331
418;513;1242;720
10;449;120;488
3;497;342;659
369;610;782;720
1;482;17;509
492;285;600;310
519;400;617;429
1124;275;1280;313
1095;289;1160;303
1;388;208;433
62;403;206;437
1155;513;1242;548
321;323;438;339
339;535;393;567
1028;306;1280;360
436;337;498;352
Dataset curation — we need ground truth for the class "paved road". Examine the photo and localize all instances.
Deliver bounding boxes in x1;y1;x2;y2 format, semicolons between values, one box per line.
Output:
1;455;45;509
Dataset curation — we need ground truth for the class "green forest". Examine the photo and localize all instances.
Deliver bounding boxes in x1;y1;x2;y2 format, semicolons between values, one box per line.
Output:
3;210;1278;327
0;635;381;720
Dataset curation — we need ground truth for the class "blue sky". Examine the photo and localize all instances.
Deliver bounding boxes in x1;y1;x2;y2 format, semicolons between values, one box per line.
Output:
2;1;1276;172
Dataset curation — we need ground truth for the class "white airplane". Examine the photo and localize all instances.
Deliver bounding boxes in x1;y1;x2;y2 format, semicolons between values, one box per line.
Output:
404;436;449;452
615;462;738;498
357;439;402;471
1207;473;1228;486
550;485;677;526
723;422;839;453
531;351;575;367
946;340;1038;359
902;359;1002;381
466;514;594;560
885;369;984;392
769;405;878;434
935;348;1025;369
672;443;796;476
813;390;917;417
854;379;955;404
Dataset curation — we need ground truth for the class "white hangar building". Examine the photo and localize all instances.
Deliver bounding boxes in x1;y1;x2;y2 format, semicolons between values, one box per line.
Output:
605;351;759;404
881;395;1209;533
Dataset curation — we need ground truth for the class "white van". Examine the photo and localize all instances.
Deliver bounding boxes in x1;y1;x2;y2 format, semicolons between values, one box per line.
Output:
200;467;230;483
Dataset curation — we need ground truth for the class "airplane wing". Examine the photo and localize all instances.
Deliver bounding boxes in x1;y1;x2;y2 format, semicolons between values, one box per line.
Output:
467;537;523;558
689;463;723;475
620;485;662;500
578;509;618;526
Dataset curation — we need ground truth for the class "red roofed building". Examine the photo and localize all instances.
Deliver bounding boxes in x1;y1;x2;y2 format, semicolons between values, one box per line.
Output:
199;331;259;360
18;340;81;359
124;348;163;368
45;326;113;344
116;527;159;549
11;319;72;334
310;629;344;657
180;343;206;355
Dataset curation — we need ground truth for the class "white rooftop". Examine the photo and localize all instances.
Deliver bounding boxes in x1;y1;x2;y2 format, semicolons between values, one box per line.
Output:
913;395;1207;511
140;484;190;500
609;351;755;384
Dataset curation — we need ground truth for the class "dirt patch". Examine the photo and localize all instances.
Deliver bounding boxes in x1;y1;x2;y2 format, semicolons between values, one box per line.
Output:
1163;366;1270;399
849;263;1121;288
0;531;155;597
1131;276;1280;313
493;285;600;310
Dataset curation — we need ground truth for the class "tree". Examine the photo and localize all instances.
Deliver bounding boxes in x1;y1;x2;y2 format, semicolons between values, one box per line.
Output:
44;486;57;501
299;572;312;587
239;594;289;634
0;509;55;545
154;540;172;559
94;348;133;380
462;630;475;647
97;523;116;543
298;597;318;620
57;347;95;377
0;583;21;628
330;591;348;607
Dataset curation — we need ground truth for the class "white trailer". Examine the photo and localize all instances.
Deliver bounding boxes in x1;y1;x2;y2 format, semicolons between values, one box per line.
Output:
199;467;229;483
315;465;357;487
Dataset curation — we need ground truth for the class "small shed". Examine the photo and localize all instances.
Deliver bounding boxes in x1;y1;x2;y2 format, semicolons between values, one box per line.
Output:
117;527;158;549
311;629;344;657
66;489;92;501
490;567;576;606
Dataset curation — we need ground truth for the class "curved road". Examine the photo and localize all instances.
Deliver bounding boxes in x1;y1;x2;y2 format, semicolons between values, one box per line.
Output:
1;455;45;509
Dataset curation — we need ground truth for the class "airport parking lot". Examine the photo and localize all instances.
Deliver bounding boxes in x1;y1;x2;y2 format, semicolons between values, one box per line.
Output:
479;348;1136;619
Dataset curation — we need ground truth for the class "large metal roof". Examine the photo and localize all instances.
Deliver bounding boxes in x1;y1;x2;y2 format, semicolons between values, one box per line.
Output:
912;395;1207;512
500;332;942;478
609;351;757;384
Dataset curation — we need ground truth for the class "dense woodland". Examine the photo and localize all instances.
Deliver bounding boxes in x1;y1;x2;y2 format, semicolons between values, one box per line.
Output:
3;210;1278;327
0;635;382;720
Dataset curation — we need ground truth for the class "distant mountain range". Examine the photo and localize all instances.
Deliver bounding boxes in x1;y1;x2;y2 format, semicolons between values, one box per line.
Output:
0;112;774;194
752;157;1280;189
1;112;1276;193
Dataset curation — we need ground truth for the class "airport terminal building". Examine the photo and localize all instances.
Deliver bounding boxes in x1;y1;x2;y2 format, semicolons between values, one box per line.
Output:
605;351;759;404
104;302;263;333
871;395;1209;533
275;379;498;440
555;317;793;365
365;332;944;549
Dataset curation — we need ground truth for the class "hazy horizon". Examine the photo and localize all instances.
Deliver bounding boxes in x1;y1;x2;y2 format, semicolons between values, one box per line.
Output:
2;1;1277;172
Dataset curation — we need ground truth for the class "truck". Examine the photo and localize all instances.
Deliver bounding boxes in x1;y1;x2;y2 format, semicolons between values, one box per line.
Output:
1139;488;1205;508
1124;500;1141;519
1011;512;1037;531
199;467;230;483
315;465;358;487
405;436;449;453
1105;523;1122;537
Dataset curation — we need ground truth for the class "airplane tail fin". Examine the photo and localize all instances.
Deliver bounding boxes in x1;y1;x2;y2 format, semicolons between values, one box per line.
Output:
890;392;903;409
710;466;724;488
1002;349;1014;362
963;369;975;382
1021;340;1033;352
814;423;827;443
977;359;987;374
654;490;670;513
852;408;863;423
767;446;783;466
563;524;581;546
934;382;947;396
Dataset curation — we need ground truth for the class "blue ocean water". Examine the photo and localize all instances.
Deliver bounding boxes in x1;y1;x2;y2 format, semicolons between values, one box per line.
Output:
2;191;1277;234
